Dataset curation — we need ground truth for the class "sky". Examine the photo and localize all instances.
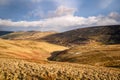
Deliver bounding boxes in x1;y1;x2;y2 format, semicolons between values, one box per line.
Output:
0;0;120;32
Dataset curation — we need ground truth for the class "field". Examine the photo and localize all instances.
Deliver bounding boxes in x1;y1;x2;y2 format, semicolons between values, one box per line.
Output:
0;58;120;80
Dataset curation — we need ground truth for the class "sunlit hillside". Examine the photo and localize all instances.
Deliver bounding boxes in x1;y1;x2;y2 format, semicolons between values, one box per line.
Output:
0;39;67;60
0;31;57;40
0;0;120;79
0;25;120;80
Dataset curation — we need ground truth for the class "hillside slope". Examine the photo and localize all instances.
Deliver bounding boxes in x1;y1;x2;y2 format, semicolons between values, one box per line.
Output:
0;39;67;60
0;31;57;40
42;25;120;46
0;31;13;36
49;44;120;68
1;25;120;47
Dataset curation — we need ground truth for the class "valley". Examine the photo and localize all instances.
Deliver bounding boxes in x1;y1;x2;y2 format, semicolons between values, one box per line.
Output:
0;25;120;80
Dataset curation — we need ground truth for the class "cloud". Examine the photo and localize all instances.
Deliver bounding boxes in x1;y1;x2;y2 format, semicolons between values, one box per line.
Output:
108;12;120;21
54;6;76;16
0;19;43;27
27;0;79;19
0;12;120;32
27;6;76;19
47;6;76;18
99;0;113;9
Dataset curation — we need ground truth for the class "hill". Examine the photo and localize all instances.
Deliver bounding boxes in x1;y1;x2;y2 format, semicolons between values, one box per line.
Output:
0;31;13;36
0;31;57;40
49;43;120;68
1;39;120;79
0;39;67;60
1;25;120;47
0;25;120;79
42;25;120;46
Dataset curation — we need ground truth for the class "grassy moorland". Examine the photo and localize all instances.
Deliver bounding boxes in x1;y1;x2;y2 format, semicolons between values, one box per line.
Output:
0;25;120;80
0;58;120;80
0;39;67;60
0;31;56;40
42;25;120;46
49;42;120;68
0;39;120;80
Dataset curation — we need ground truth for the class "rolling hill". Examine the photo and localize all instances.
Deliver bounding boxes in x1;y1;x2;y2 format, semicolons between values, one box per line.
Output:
49;43;120;68
0;31;57;40
0;25;120;79
0;31;13;36
1;25;120;47
1;39;120;79
42;25;120;46
0;39;67;60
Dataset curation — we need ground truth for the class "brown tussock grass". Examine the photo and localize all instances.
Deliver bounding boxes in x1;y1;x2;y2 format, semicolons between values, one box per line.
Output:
0;58;120;80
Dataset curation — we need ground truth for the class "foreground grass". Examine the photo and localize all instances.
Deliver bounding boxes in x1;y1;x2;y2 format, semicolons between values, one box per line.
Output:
0;58;120;80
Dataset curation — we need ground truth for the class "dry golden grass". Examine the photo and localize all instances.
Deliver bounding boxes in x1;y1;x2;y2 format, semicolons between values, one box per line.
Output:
0;39;67;60
0;58;120;80
0;39;120;80
0;31;57;40
50;43;120;68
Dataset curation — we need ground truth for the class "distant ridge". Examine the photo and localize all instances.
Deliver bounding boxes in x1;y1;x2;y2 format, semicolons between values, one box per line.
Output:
0;31;13;36
0;31;57;40
1;25;120;46
42;25;120;46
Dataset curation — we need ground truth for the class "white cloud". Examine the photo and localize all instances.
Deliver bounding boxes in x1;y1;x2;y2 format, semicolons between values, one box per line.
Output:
99;0;113;9
27;6;76;18
108;12;120;21
0;12;120;31
47;6;76;18
54;6;76;16
0;19;43;27
28;0;79;18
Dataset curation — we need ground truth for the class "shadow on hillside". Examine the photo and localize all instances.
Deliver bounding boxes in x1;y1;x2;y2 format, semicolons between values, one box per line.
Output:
48;50;120;69
47;51;63;61
41;25;120;46
0;31;13;36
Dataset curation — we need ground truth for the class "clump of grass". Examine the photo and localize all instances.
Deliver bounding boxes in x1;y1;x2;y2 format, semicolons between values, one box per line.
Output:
95;60;120;68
